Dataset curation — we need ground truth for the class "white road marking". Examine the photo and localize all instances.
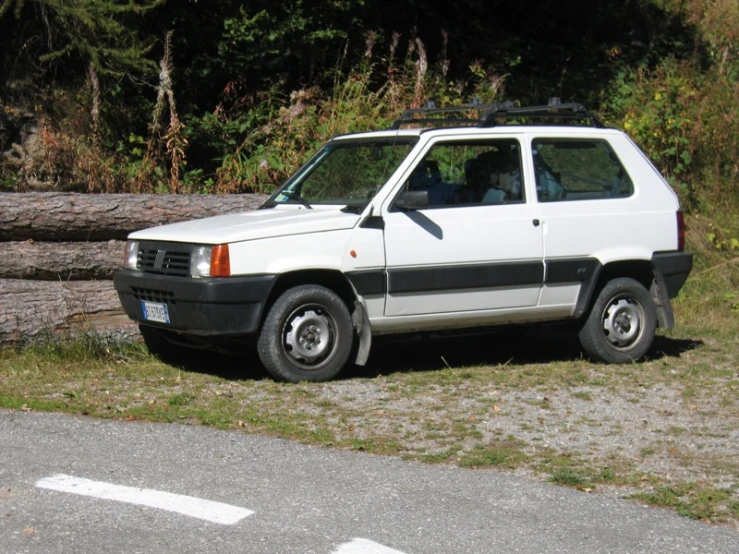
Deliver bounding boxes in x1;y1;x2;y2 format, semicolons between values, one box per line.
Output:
36;474;253;525
332;538;409;554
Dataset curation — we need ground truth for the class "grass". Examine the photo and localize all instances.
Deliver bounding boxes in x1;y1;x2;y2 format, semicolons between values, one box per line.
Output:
632;484;739;522
458;440;529;468
1;232;738;528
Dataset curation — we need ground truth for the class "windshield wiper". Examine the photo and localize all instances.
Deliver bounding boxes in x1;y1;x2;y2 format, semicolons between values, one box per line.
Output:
341;204;366;214
281;190;313;209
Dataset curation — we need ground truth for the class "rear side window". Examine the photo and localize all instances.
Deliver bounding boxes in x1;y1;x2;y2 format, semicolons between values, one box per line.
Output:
532;139;634;202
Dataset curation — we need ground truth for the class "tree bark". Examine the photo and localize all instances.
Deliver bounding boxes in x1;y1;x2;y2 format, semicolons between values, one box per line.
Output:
0;241;124;280
0;279;137;346
0;192;269;241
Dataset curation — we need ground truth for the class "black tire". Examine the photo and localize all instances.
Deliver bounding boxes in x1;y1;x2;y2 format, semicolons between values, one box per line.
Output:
257;285;354;382
578;277;657;363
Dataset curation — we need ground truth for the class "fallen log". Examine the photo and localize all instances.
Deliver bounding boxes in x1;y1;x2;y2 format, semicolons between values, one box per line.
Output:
0;192;269;241
0;279;138;346
0;240;124;280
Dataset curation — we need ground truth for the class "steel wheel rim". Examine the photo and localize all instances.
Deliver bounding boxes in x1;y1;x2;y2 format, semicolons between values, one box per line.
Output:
282;304;339;370
601;294;645;351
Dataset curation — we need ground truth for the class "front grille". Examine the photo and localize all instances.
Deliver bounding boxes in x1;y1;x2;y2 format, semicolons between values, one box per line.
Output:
137;242;192;276
131;286;176;304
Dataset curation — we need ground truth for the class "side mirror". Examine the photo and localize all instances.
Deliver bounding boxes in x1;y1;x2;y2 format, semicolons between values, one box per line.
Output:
395;190;430;211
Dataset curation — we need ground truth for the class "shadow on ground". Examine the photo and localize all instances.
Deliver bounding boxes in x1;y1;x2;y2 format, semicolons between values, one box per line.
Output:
356;328;703;378
164;325;703;382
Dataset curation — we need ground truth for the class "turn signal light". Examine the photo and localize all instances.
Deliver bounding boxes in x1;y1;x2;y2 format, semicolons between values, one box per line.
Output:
211;244;231;277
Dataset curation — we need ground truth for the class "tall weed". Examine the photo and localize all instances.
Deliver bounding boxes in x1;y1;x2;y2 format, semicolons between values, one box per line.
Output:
213;32;506;193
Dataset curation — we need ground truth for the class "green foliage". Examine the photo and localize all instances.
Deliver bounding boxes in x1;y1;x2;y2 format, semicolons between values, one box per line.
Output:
0;0;23;18
0;0;736;208
1;0;162;78
0;167;18;191
706;226;739;253
603;61;699;202
602;56;738;211
218;1;364;85
599;1;739;212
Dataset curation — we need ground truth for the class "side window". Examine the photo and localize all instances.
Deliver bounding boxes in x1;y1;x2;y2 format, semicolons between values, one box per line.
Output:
532;139;634;202
401;139;525;208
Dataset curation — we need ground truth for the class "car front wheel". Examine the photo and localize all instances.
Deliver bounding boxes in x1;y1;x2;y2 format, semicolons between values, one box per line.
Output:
257;285;354;382
578;277;657;363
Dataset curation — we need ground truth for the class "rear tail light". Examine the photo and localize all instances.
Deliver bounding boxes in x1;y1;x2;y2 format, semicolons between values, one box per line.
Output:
677;211;685;251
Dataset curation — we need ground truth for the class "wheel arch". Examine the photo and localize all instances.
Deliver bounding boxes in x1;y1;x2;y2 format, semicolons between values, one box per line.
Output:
261;269;371;366
574;259;656;320
265;269;358;316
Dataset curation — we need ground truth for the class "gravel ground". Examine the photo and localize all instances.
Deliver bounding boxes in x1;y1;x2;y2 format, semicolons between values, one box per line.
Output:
286;329;739;527
313;373;739;485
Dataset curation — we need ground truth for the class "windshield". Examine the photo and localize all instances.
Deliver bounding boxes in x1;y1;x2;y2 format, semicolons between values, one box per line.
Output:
269;137;417;207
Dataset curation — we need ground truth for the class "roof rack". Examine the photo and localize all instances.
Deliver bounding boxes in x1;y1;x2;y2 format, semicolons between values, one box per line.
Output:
390;97;606;129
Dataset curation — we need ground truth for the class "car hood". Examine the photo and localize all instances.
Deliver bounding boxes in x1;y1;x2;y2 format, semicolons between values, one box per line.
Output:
128;206;362;244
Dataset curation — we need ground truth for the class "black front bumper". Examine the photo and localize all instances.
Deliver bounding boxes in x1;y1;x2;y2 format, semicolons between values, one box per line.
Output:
113;270;277;336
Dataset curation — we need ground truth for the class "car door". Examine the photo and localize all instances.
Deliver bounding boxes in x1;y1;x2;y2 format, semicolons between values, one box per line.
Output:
381;137;544;317
531;133;647;312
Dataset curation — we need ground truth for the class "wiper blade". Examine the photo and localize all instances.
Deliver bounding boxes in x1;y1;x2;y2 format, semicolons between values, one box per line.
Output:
281;190;313;209
341;204;366;214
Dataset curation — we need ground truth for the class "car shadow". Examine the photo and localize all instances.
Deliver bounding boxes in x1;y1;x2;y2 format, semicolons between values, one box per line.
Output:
159;326;704;382
648;334;704;360
156;345;271;381
353;326;704;379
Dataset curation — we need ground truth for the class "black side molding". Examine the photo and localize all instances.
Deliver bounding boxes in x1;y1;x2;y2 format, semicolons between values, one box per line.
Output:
388;261;544;294
545;258;600;284
346;270;387;296
547;258;602;319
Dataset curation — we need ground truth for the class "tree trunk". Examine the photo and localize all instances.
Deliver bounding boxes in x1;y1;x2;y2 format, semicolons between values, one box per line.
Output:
0;279;137;346
0;192;269;241
0;241;124;280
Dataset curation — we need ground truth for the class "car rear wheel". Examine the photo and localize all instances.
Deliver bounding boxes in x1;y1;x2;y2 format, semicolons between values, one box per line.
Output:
578;277;656;363
257;285;354;382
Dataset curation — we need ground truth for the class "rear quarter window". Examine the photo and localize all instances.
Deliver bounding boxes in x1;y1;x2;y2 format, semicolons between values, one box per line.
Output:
532;138;634;202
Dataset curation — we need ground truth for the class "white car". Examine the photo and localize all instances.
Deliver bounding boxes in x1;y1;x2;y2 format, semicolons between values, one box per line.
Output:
114;100;693;381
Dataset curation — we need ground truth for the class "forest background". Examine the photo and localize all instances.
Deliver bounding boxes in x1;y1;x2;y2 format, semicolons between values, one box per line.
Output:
0;0;737;258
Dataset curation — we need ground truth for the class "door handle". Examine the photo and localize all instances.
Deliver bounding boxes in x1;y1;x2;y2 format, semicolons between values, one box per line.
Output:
533;219;541;227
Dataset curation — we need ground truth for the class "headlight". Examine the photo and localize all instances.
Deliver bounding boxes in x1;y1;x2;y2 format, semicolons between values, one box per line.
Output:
191;245;213;277
123;240;139;269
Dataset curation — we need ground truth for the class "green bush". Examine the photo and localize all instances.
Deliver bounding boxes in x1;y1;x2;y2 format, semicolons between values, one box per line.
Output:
602;58;738;212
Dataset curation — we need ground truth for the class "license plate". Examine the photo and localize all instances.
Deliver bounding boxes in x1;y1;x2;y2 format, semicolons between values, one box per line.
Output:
141;301;170;324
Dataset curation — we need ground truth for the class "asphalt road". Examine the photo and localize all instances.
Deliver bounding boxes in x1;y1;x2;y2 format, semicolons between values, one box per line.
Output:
1;410;737;554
